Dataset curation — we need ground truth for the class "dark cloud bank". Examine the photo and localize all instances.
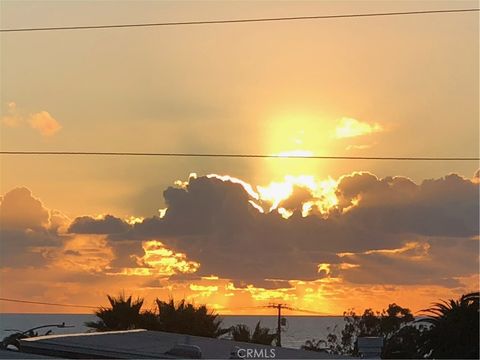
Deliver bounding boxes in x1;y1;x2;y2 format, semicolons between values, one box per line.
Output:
0;187;68;267
64;172;479;289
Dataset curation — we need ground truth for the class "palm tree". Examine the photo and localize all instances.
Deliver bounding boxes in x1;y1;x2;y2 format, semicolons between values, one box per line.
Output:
156;298;228;338
230;324;251;343
419;292;479;359
230;321;277;345
85;294;157;331
86;294;228;337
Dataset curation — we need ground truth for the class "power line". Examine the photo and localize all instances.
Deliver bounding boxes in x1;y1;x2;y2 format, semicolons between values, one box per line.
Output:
1;8;478;33
224;304;329;315
0;151;478;161
0;297;331;316
0;297;97;309
284;307;328;316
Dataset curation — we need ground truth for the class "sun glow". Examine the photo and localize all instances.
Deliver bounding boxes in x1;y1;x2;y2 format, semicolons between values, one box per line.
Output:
257;179;296;211
263;113;332;177
276;150;313;158
277;207;294;219
125;216;144;225
206;174;259;200
180;173;343;218
257;175;338;217
158;208;168;218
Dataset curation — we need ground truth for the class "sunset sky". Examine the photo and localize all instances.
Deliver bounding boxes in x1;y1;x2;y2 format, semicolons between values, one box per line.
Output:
0;0;478;316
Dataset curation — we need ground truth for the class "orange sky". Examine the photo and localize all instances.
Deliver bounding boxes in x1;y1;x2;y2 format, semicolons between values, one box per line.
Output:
0;0;479;315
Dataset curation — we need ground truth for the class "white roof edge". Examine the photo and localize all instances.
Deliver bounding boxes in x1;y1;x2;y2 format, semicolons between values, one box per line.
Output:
21;329;147;341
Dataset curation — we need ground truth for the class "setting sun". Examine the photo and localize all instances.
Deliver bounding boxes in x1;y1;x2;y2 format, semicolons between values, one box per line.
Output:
257;175;338;217
262;113;330;177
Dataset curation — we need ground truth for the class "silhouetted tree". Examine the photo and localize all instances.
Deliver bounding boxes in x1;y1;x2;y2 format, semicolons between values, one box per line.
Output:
341;303;419;357
418;292;479;359
304;303;422;358
302;333;341;354
381;324;425;359
85;294;157;331
230;321;277;345
155;298;228;338
86;294;229;338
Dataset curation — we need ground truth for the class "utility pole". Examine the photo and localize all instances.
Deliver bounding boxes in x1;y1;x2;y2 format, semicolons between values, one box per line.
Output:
267;303;291;347
276;304;282;347
264;303;324;347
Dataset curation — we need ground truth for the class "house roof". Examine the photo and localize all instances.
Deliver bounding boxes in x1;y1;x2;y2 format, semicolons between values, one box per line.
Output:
19;329;349;359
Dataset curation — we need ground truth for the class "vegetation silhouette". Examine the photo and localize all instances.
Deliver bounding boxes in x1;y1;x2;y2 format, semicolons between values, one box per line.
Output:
85;294;157;331
303;303;421;358
418;291;479;359
85;294;227;338
155;298;228;338
230;321;277;345
303;292;479;359
302;335;338;354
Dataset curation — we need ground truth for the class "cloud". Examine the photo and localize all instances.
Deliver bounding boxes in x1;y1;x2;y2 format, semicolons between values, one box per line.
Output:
0;187;50;230
0;188;68;267
2;170;477;309
1;102;22;127
333;238;479;288
473;169;480;184
52;234;113;273
64;172;478;289
68;216;200;276
69;215;131;234
1;102;61;136
121;240;200;276
28;111;61;136
335;172;479;237
334;117;383;139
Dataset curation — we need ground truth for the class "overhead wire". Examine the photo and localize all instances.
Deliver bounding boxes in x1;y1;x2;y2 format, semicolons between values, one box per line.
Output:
1;8;478;33
1;9;478;163
0;151;478;161
0;297;334;316
0;297;97;309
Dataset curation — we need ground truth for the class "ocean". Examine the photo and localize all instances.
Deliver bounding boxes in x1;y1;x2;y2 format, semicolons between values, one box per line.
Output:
0;314;345;349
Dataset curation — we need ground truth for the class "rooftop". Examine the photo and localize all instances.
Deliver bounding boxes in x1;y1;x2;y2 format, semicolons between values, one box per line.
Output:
18;329;350;359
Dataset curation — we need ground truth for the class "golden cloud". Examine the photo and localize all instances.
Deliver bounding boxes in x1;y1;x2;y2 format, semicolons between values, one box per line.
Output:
1;102;61;136
28;111;62;136
112;240;200;277
335;117;383;139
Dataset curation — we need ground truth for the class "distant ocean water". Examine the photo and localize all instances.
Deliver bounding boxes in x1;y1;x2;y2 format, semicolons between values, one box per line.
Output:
0;314;345;349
